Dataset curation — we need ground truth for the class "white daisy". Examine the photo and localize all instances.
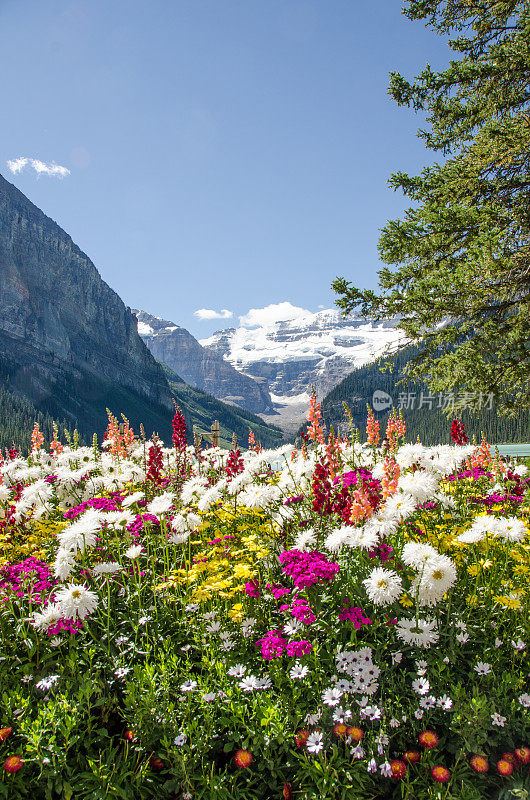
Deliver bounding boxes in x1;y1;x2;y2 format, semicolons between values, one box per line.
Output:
322;687;342;706
412;677;430;695
289;663;309;680
306;731;324;754
228;665;246;677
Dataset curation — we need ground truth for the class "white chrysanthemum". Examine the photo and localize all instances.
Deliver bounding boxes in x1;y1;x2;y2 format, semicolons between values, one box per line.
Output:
413;554;457;608
102;510;136;528
324;526;353;553
395;617;439;648
226;471;252;495
457;514;501;543
53;549;76;581
197;486;222;512
347;526;380;551
19;479;54;509
294;528;317;551
124;544;143;559
398;472;439;502
496;517;528;543
401;541;439;568
147;492;176;516
57;508;103;553
363;567;403;605
381;492;417;522
92;562;122;575
169;531;190;545
395;443;427;470
180;476;208;505
121;491;144;507
171;514;187;533
31;603;63;631
513;464;528;476
55;584;98;620
186;512;201;529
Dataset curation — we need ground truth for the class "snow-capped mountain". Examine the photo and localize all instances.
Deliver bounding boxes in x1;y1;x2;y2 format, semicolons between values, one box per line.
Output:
134;310;274;414
199;305;402;405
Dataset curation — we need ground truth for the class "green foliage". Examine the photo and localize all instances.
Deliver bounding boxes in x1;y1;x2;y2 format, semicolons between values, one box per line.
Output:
333;0;530;414
304;346;530;445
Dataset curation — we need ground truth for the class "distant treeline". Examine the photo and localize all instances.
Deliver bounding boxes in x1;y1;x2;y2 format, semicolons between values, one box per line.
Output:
302;347;530;446
0;387;78;454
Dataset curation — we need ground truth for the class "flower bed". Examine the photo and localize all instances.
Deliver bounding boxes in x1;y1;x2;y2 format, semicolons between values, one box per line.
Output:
0;410;529;799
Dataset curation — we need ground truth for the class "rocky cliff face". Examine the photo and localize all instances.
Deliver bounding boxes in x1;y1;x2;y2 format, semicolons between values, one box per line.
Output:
134;310;274;414
0;173;174;437
200;309;402;401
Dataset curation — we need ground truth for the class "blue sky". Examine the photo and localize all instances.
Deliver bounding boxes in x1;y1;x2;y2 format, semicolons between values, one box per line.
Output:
1;0;451;337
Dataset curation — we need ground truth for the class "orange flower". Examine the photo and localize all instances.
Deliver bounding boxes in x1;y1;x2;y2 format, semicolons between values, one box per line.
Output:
0;728;13;743
294;730;310;748
501;752;517;765
381;457;400;498
515;746;530;764
366;405;380;447
346;726;364;743
431;765;450;783
419;730;438;749
30;422;44;452
4;755;23;774
469;755;489;774
307;388;325;444
497;758;514;777
282;782;293;800
123;729;135;742
234;749;253;769
390;760;407;780
333;723;347;739
148;755;164;772
403;750;421;763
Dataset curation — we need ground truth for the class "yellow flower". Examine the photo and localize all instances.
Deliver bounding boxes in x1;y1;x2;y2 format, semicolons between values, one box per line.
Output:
399;593;414;608
493;595;522;610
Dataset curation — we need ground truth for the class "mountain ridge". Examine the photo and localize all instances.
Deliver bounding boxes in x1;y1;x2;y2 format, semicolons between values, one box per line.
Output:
134;309;274;414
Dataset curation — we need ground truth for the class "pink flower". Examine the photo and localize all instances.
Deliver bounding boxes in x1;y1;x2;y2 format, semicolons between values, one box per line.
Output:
279;549;339;589
255;630;287;660
286;640;313;657
244;580;260;598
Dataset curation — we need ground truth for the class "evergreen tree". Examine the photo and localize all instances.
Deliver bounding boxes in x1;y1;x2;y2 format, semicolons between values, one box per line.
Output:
333;0;530;414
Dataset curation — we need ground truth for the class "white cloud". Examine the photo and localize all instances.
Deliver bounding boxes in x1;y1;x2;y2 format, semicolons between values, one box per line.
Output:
239;302;310;328
194;308;233;320
6;157;70;178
